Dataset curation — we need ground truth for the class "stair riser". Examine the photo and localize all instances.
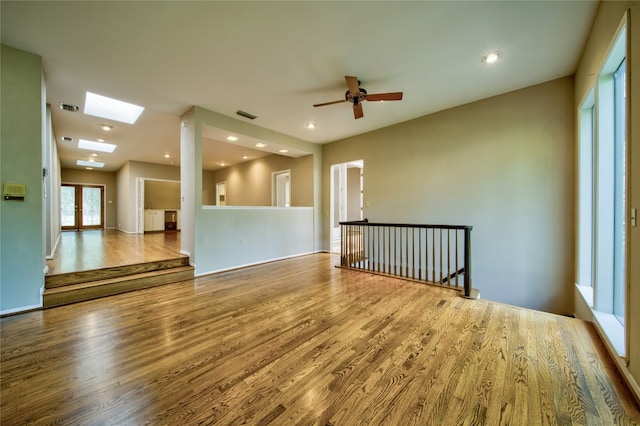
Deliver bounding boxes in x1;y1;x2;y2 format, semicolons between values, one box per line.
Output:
43;270;194;308
46;257;189;288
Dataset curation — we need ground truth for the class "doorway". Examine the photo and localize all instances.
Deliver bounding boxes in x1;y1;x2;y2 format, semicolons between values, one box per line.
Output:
272;170;291;207
216;182;227;206
61;184;104;230
330;160;363;253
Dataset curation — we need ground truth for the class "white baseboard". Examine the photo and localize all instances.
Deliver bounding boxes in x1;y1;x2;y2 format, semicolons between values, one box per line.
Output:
0;303;42;317
46;233;61;260
116;228;138;235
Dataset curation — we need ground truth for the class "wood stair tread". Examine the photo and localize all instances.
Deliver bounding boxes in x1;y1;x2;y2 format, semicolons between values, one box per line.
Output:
43;266;194;295
45;256;189;288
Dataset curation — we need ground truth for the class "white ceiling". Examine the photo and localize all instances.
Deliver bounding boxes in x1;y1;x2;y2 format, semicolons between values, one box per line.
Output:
1;1;598;172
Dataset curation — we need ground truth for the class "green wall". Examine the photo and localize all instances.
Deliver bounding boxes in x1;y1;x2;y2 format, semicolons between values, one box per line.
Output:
1;45;45;313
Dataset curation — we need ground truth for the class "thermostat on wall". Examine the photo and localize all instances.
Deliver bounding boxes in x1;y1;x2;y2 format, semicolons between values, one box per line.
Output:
3;183;26;201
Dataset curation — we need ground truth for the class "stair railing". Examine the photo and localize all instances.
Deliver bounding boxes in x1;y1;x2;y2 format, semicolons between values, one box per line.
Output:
339;219;474;298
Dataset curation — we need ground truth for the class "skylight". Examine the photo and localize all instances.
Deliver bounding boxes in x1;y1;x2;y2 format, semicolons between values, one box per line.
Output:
77;160;105;168
78;139;117;153
84;92;144;124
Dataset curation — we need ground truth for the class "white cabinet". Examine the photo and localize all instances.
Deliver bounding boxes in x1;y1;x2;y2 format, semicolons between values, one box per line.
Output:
144;209;164;232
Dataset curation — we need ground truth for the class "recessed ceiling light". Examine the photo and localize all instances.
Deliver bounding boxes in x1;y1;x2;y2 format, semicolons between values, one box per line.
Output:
77;159;104;168
242;155;248;160
255;143;266;148
164;154;171;158
96;138;105;142
86;167;93;170
78;139;117;153
91;153;98;157
279;149;289;154
306;122;316;129
219;162;226;167
100;124;113;132
85;92;145;124
482;51;501;64
226;136;239;142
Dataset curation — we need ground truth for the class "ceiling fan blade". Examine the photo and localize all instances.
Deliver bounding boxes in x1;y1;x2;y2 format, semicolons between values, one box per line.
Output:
353;103;364;119
366;92;404;102
313;99;346;107
345;75;360;95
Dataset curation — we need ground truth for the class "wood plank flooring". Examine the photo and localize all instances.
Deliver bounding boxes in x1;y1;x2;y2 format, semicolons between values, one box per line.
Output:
46;229;183;275
2;254;639;425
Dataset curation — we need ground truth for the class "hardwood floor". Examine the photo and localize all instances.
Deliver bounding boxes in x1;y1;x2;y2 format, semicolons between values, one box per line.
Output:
2;254;639;425
46;229;183;275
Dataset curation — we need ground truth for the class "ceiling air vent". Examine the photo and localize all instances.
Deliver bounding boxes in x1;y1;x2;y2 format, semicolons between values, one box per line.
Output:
59;102;79;112
236;110;257;120
61;136;73;142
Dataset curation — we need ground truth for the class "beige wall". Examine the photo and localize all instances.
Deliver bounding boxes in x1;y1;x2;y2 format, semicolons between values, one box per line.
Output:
144;180;180;210
116;161;180;233
205;154;314;206
202;170;217;206
116;161;130;231
323;76;575;315
574;0;640;393
61;168;117;229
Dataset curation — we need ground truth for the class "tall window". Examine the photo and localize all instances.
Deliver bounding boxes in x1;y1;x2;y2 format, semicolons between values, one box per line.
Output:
577;19;627;345
577;94;594;289
613;58;626;324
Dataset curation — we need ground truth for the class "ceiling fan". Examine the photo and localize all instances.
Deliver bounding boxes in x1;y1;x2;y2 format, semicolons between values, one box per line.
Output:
313;75;403;119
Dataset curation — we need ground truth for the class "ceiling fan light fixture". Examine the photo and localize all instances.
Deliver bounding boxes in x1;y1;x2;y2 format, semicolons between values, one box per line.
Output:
482;51;501;64
313;75;403;119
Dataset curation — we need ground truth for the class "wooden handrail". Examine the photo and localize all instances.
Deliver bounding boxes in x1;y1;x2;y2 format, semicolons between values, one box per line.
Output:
340;220;472;231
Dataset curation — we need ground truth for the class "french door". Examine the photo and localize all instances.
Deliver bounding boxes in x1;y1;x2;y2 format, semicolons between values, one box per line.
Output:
61;184;104;230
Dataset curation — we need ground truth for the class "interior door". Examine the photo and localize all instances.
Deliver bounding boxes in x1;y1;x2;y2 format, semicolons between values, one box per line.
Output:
61;184;104;230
